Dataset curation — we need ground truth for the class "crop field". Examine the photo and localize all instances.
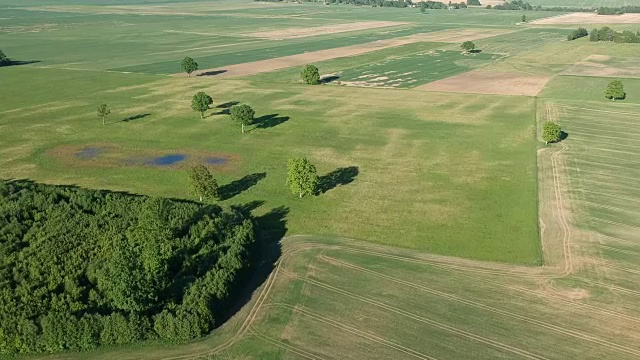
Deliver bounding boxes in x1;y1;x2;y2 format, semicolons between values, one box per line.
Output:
3;0;640;358
526;0;640;7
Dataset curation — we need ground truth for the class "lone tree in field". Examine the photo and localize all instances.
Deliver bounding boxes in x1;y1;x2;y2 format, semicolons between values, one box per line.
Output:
0;50;10;66
301;64;320;85
542;121;562;144
230;104;255;134
521;14;527;23
188;165;219;202
287;157;319;198
461;41;476;53
97;103;111;126
605;79;625;101
181;57;198;77
191;91;213;118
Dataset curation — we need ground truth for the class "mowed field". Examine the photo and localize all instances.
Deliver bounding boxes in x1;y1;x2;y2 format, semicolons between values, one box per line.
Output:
3;0;640;359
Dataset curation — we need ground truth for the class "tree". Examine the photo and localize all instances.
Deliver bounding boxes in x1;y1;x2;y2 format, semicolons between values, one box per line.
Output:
191;92;213;118
0;50;10;66
461;41;476;53
229;104;255;134
605;79;625;101
542;122;562;144
181;57;198;77
301;64;320;85
97;104;111;126
521;14;526;23
287;157;319;198
188;165;219;201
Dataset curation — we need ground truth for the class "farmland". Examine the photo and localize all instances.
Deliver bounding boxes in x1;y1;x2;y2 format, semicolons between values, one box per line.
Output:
1;0;640;358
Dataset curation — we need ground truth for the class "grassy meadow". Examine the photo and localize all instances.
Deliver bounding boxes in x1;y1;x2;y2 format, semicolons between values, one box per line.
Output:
3;0;640;358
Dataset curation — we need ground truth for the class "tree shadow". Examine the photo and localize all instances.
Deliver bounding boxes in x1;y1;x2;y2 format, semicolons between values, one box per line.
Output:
212;101;239;115
253;113;290;130
217;101;240;109
469;49;482;54
317;166;359;194
559;131;569;141
214;205;287;327
1;60;41;67
197;70;227;77
218;172;267;200
122;113;151;122
320;75;340;84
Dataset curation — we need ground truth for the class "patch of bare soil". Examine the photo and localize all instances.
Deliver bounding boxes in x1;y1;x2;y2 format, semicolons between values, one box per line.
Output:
531;12;640;25
560;55;640;79
244;21;408;40
184;29;511;78
416;70;551;96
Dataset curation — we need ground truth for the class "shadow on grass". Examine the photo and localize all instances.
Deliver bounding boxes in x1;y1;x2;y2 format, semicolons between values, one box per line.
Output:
253;113;290;130
213;101;239;115
216;204;288;328
317;166;359;194
122;113;151;122
320;75;340;84
559;131;569;141
469;49;482;54
1;60;41;67
219;172;267;200
197;70;227;77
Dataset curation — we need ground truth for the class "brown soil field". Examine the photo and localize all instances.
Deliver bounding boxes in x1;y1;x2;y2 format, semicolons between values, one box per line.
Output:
244;21;409;40
185;29;513;78
531;12;640;25
416;70;551;96
560;55;640;79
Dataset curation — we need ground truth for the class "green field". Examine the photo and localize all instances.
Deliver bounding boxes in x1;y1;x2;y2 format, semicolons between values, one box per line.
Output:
3;0;640;358
526;0;640;7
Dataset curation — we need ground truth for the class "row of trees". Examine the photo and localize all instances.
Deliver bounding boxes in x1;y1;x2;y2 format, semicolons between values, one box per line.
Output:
567;27;588;41
589;27;640;43
0;180;255;355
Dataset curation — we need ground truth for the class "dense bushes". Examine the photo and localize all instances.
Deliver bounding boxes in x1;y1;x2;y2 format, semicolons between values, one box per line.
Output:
492;0;534;10
0;180;255;355
467;0;481;5
589;26;640;43
567;27;588;41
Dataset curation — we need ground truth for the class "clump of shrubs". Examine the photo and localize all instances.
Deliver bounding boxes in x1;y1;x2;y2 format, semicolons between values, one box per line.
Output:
567;27;588;41
589;26;640;43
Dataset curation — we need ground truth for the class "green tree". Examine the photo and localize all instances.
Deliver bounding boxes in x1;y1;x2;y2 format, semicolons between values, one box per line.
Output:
589;28;599;41
188;165;219;201
97;104;111;126
542;122;562;144
229;104;255;134
191;92;213;118
605;79;625;100
521;14;526;23
287;157;319;198
301;64;320;85
181;57;198;77
461;41;476;53
0;50;10;66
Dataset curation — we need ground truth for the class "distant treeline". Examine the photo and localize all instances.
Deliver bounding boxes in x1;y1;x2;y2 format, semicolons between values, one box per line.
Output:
590;26;640;43
255;0;640;13
0;180;256;355
567;27;588;41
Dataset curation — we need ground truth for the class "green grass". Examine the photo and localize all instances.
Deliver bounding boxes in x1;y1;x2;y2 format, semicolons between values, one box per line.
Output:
526;0;640;7
540;75;640;103
0;65;541;264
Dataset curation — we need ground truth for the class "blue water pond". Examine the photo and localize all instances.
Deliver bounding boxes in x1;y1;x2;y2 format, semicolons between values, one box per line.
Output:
75;147;101;160
150;154;186;166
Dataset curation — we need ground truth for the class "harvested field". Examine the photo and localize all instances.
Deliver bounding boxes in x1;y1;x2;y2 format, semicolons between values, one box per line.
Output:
417;70;551;96
531;12;640;25
407;28;515;43
244;21;409;40
560;55;640;79
186;29;513;78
